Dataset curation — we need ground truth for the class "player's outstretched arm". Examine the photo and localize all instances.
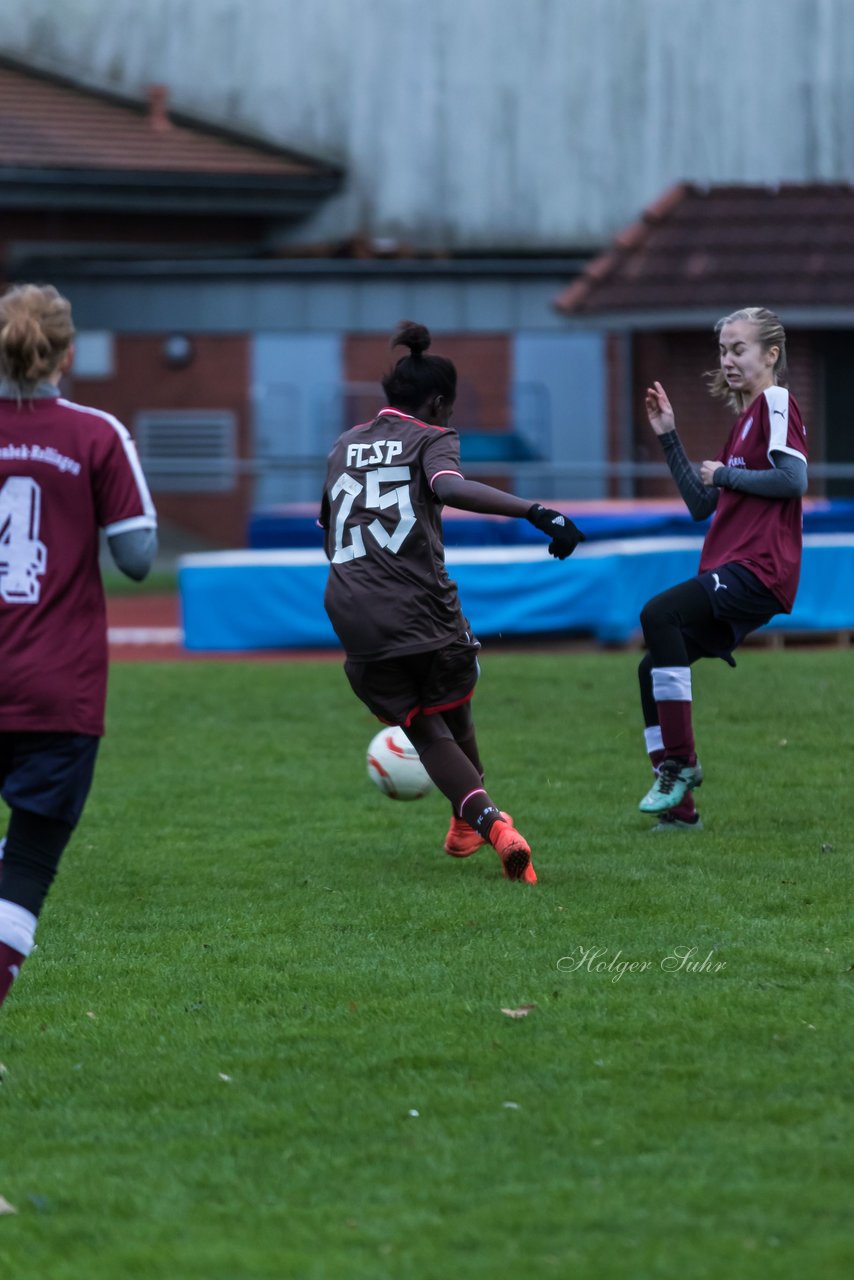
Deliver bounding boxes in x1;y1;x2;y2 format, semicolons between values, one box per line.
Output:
645;381;676;436
432;474;584;559
645;381;718;521
432;473;532;518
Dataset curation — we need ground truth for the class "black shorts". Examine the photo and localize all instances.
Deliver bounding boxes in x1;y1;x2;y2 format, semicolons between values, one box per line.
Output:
344;631;481;726
0;732;100;827
689;563;783;664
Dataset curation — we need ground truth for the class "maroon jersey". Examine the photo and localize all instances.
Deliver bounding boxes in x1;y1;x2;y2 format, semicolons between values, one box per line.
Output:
699;387;807;612
321;407;466;659
0;394;157;735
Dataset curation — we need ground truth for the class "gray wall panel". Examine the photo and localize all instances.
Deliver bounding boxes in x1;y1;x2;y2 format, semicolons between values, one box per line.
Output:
512;332;607;499
251;332;342;504
352;282;411;330
9;0;854;251
59;274;578;334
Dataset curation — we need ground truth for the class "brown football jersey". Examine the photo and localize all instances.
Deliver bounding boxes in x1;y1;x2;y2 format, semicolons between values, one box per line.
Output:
321;408;467;659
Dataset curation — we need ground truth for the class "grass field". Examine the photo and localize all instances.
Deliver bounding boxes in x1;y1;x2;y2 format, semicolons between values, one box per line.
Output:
1;649;851;1279
100;567;178;597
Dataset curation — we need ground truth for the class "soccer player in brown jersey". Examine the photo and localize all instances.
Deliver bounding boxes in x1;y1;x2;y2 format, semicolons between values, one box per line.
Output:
638;307;808;827
0;284;157;1011
320;321;584;882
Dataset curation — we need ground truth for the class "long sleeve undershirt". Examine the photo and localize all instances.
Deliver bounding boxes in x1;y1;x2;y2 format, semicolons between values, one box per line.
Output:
107;527;158;580
657;430;807;521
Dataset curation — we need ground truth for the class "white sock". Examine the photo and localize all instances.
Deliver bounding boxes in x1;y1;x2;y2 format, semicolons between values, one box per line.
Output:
0;899;37;957
651;666;692;702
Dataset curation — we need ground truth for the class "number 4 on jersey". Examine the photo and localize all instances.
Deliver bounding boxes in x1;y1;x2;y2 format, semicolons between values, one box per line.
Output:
0;476;48;603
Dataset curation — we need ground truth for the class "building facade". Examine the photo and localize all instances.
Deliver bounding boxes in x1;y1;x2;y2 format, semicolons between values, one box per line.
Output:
58;258;606;544
6;0;854;251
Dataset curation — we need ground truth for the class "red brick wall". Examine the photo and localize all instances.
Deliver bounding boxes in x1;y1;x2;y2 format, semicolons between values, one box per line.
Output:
627;330;818;497
344;333;510;431
69;334;251;547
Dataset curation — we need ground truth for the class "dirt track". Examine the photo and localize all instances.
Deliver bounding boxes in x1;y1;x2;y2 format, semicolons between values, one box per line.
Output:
107;593;340;663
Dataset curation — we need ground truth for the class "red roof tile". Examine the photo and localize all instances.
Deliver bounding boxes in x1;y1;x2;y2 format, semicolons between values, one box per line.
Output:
554;183;854;316
0;56;330;177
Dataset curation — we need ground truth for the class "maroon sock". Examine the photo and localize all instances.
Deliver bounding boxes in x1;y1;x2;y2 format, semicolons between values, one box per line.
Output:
656;701;696;764
0;942;25;1009
669;794;697;820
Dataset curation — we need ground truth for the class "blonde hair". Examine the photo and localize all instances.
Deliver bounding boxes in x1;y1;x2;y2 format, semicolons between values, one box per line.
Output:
0;284;75;388
706;306;787;411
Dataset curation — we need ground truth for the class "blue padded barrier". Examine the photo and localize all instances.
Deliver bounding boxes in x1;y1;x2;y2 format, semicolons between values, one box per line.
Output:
247;499;854;550
179;536;854;651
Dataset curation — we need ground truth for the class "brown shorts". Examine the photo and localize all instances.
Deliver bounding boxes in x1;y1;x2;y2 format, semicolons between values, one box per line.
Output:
344;631;481;726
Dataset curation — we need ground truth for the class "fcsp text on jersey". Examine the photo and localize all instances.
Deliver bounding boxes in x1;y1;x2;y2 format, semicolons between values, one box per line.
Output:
346;439;404;468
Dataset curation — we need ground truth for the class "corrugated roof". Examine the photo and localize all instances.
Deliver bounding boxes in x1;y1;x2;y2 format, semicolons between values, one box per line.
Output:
554;183;854;316
0;56;330;177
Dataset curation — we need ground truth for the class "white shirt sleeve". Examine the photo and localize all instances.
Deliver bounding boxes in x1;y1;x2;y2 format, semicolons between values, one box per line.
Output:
764;386;807;465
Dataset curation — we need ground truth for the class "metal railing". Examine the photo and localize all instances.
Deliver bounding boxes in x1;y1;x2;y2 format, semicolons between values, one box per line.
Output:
178;455;854;483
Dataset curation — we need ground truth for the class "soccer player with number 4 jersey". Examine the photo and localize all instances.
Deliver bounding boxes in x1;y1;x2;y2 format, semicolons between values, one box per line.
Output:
320;322;585;882
0;284;157;1012
638;307;808;828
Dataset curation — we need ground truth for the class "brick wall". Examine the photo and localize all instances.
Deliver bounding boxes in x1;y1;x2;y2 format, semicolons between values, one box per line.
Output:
70;334;251;547
344;333;511;431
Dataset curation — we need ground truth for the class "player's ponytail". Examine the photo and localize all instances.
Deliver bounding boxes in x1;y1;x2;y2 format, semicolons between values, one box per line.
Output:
392;321;431;358
0;284;75;388
381;319;457;413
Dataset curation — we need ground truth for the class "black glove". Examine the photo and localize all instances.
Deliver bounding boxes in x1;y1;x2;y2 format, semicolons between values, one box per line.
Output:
526;503;585;560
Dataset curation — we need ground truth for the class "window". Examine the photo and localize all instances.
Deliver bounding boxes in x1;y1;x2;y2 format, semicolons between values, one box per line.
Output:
134;411;236;493
73;332;114;379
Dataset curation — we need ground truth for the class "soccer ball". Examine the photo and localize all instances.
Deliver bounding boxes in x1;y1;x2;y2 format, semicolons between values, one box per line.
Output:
366;725;434;801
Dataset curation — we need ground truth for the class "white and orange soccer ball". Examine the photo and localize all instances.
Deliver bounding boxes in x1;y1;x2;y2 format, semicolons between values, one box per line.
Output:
366;725;435;801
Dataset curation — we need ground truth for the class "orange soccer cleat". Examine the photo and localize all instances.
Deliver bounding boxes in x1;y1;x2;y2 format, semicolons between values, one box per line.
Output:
443;812;514;858
522;859;538;885
488;819;536;883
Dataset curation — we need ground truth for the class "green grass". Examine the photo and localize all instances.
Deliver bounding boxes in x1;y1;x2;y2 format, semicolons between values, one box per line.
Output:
100;567;177;596
1;650;851;1279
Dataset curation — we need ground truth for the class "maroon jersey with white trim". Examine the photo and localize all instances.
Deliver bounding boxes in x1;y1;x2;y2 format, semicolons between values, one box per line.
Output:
699;387;807;612
0;395;156;735
321;408;466;659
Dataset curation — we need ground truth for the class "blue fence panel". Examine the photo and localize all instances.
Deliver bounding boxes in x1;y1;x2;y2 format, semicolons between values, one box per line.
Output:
179;537;854;651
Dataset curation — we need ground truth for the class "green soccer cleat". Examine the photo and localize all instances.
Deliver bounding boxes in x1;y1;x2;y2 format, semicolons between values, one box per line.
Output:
639;758;703;814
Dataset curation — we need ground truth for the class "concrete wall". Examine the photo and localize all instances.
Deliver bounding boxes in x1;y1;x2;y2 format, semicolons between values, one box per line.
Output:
6;0;854;250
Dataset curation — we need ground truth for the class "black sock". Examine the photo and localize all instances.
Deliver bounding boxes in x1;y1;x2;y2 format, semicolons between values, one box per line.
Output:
461;800;502;839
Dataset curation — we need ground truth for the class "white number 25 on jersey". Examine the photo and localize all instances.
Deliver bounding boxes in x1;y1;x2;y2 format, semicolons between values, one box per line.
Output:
0;476;48;603
330;466;416;563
